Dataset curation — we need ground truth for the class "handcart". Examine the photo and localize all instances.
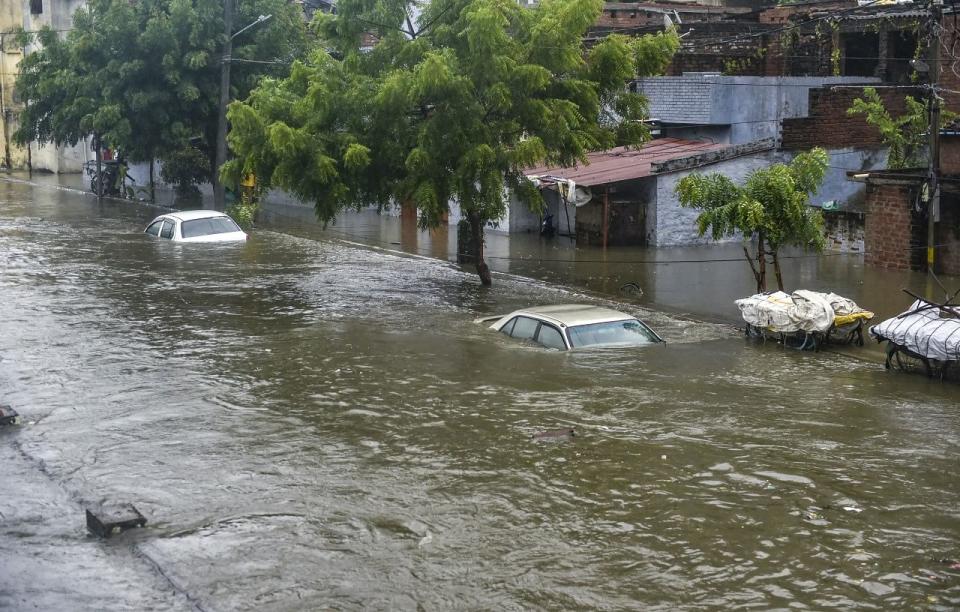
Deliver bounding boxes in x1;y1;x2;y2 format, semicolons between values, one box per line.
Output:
870;290;960;381
737;290;874;351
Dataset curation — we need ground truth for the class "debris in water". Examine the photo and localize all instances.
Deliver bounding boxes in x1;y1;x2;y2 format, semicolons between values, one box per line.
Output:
0;405;19;426
531;428;575;442
85;504;147;538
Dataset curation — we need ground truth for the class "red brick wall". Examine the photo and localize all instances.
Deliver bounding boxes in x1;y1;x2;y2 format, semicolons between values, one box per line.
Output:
781;87;910;150
758;0;855;24
942;139;960;176
595;8;661;29
937;196;960;276
937;16;960;112
864;183;922;269
667;52;765;76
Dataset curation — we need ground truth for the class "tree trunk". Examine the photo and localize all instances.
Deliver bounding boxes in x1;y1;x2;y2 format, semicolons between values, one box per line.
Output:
756;231;767;293
743;245;760;292
771;249;784;291
149;158;155;202
95;134;103;201
467;211;492;286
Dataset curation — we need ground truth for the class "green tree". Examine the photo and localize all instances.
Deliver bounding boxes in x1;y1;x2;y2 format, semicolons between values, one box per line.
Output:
675;148;829;293
14;0;308;194
847;87;940;169
224;0;678;285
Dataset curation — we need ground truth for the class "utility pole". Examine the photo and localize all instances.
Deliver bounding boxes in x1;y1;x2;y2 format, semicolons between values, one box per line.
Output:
214;0;235;209
927;0;942;272
0;32;11;170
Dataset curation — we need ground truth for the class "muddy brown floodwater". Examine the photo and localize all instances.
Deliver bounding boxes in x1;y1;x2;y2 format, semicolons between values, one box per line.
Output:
1;178;959;610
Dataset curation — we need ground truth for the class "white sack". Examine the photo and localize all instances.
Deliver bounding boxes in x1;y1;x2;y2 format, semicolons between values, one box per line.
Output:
736;290;844;333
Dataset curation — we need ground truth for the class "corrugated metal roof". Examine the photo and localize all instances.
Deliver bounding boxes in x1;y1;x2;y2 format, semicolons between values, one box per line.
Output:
525;138;728;187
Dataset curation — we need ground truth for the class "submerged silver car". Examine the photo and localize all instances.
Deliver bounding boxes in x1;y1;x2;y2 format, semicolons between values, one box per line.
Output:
144;210;247;243
482;304;663;350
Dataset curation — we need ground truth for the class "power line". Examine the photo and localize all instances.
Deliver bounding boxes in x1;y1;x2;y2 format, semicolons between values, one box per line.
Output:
596;0;889;48
634;78;906;88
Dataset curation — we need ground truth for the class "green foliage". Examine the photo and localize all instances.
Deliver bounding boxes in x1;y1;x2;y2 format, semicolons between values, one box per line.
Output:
228;0;677;282
847;87;956;169
159;145;211;195
227;190;260;230
722;46;766;77
676;148;829;290
15;0;309;189
676;148;828;249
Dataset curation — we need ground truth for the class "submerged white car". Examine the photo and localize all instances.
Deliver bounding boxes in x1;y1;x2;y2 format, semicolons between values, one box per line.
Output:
144;210;247;243
481;304;663;350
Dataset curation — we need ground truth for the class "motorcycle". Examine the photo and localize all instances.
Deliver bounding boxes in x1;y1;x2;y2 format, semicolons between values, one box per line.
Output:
84;159;129;197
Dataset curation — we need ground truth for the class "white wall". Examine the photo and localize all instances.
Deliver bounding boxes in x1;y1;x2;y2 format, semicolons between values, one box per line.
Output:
652;154;776;246
21;0;90;172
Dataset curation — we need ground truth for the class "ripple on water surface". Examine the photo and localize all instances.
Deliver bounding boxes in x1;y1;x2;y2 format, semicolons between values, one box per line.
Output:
1;182;959;610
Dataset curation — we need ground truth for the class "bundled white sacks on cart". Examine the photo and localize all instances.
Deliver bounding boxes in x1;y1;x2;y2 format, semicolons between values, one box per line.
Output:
869;300;960;362
735;290;870;333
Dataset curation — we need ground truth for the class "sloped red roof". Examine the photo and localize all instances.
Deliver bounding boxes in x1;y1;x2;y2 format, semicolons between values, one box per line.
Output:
526;137;728;187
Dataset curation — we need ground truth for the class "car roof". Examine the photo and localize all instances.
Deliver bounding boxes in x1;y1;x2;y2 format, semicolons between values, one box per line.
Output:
506;304;636;327
159;210;230;222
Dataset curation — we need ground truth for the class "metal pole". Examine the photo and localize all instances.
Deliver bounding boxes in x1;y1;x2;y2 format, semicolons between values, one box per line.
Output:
95;134;102;201
602;186;609;249
214;0;235;208
927;0;942;272
0;33;11;169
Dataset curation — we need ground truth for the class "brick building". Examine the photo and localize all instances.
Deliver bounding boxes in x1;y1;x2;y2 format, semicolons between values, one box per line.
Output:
613;1;960;270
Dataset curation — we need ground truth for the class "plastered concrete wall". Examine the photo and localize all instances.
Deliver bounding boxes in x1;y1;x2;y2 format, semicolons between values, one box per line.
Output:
20;0;90;172
508;188;578;235
636;76;881;145
810;147;888;210
447;198;510;234
652;154;775;246
22;0;88;33
29;139;89;173
652;146;885;247
1;3;28;168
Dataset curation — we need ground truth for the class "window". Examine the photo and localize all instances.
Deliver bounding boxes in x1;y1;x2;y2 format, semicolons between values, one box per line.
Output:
181;217;241;238
499;317;517;337
536;324;566;350
567;319;661;348
145;221;162;236
30;0;42;14
510;316;539;341
159;220;175;239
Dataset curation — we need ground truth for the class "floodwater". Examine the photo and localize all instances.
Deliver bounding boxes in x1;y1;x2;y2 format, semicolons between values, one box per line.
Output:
1;178;959;611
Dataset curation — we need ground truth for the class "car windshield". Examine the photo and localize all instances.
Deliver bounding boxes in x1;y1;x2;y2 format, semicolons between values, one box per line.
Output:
567;319;661;348
181;217;241;238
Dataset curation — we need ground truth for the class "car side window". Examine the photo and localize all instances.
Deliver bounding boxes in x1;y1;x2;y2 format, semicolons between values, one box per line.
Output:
145;221;162;236
510;316;539;341
159;220;175;239
536;324;566;350
499;317;517;336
